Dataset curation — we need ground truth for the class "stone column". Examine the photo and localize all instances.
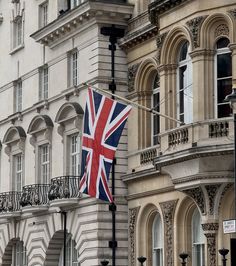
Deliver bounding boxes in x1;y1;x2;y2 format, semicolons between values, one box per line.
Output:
202;222;219;266
129;207;140;266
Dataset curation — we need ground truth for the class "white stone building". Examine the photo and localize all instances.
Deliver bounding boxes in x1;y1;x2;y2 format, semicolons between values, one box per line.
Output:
0;1;133;265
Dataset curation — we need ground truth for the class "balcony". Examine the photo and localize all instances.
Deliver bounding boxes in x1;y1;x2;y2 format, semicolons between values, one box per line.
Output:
0;192;21;219
20;184;50;213
48;176;81;207
153;117;234;189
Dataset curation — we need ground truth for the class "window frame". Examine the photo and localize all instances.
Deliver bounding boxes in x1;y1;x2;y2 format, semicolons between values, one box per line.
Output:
68;49;79;87
214;37;232;118
176;41;193;124
152;73;160;145
12;241;27;266
12;153;23;192
39;143;50;184
39;1;48;28
59;233;79;265
14;80;22;113
69;133;81;176
152;212;164;266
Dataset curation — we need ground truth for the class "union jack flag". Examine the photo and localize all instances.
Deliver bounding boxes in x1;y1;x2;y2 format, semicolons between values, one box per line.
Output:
79;87;132;202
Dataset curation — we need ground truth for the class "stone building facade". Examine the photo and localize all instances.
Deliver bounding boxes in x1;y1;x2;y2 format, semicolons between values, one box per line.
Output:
121;0;236;266
0;1;133;265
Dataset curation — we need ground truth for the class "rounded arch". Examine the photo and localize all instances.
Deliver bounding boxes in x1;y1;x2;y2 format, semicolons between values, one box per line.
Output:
27;115;53;134
136;203;162;262
55;102;84;124
176;196;197;257
135;57;158;94
201;13;234;49
3;126;26;144
161;26;193;65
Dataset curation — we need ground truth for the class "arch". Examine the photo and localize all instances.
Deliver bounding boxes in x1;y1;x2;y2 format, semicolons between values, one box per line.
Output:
161;26;192;65
44;230;64;266
27;115;53;135
137;203;162;262
135;57;158;93
55;102;84;124
201;13;234;49
3;126;26;144
135;58;159;149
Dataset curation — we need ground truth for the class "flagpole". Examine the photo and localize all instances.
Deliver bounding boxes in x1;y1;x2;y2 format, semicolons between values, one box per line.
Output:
83;83;183;125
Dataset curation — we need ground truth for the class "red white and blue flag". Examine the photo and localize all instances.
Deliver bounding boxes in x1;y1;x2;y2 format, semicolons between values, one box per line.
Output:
79;87;132;202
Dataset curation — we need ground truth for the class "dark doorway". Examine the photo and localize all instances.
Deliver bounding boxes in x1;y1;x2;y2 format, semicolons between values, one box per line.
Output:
231;238;236;266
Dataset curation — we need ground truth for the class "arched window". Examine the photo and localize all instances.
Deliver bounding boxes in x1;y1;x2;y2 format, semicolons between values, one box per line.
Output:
152;213;163;266
192;208;205;266
177;41;193;124
215;37;232;118
12;240;27;266
152;73;160;145
59;233;79;265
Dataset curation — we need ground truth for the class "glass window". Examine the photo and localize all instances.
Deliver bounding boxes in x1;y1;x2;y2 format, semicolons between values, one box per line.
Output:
59;234;79;266
152;73;160;145
215;38;232;118
39;1;48;28
177;41;193;124
70;134;80;176
13;154;23;191
71;50;78;86
39;144;50;184
192;208;205;266
39;66;49;100
70;0;84;9
152;213;163;266
13;241;27;266
15;81;22;112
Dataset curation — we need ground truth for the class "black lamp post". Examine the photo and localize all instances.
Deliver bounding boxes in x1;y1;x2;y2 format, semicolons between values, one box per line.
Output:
219;248;229;266
179;252;189;266
101;259;109;266
137;256;146;266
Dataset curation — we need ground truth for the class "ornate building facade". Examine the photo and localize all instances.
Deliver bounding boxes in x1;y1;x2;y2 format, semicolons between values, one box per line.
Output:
121;0;236;266
0;1;133;265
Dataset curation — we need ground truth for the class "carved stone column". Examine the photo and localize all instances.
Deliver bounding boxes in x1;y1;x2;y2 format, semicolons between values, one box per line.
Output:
129;207;140;266
202;223;219;266
160;200;178;266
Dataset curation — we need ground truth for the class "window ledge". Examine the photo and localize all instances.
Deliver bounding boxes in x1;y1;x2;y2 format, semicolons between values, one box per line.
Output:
10;44;24;55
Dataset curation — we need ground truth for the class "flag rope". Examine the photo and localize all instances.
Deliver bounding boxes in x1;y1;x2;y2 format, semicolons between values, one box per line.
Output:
83;83;183;125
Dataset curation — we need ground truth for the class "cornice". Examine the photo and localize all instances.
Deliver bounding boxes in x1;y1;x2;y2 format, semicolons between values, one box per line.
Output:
119;24;158;50
154;144;233;169
148;0;191;25
122;166;159;183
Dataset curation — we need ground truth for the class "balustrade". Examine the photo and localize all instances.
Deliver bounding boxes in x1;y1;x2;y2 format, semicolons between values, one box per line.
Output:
0;191;21;212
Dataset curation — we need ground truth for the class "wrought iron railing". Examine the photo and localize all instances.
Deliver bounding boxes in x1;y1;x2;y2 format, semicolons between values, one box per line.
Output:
20;184;50;207
0;191;22;213
48;176;80;201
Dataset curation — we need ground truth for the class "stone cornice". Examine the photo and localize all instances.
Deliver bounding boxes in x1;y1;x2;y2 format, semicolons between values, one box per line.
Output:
154;144;233;169
122;166;159;183
31;1;133;47
148;0;191;25
119;24;158;50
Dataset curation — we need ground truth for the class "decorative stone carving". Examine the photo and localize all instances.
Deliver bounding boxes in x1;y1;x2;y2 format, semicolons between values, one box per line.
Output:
129;206;140;266
186;16;207;48
183;187;205;214
156;32;168;64
218;183;233;213
128;63;140;92
215;24;229;37
205;185;221;215
204;233;217;266
228;9;236;19
160;200;178;266
202;223;219;232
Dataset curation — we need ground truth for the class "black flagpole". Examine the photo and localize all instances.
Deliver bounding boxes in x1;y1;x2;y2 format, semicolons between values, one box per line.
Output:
101;25;125;266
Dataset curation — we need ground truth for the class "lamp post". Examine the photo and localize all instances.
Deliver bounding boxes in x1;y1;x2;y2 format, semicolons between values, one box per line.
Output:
137;256;146;266
219;248;229;266
179;252;189;266
225;84;236;221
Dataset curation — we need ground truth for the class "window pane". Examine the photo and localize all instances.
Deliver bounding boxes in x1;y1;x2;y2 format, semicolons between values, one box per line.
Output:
217;79;232;103
179;42;188;61
216;38;229;49
217;53;232;78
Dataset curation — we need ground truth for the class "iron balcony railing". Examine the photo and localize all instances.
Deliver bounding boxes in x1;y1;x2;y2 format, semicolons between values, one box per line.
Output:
0;191;22;213
20;184;51;207
48;176;80;201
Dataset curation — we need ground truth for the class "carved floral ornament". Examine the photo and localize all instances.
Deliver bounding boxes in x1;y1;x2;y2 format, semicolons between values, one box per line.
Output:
128;63;141;92
129;207;140;266
215;24;229;38
186;15;207;48
156;31;168;64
